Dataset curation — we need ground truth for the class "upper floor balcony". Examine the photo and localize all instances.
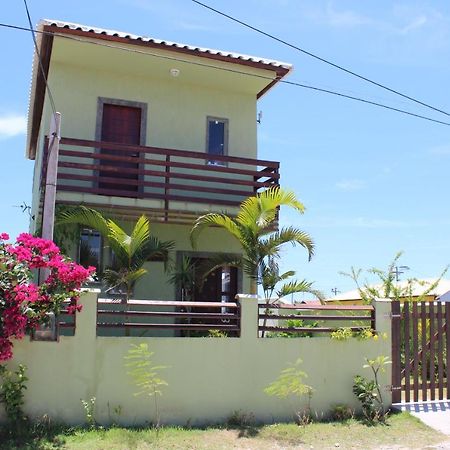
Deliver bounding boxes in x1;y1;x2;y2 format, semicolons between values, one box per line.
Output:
41;137;280;224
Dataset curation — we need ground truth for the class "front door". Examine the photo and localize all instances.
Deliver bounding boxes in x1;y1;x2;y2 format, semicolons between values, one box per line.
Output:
99;104;141;193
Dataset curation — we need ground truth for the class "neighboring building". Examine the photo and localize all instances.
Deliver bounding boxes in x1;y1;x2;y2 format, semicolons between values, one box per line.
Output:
324;278;450;305
26;20;292;301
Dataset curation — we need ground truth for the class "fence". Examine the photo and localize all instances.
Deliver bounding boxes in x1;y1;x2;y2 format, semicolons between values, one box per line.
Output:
5;292;392;426
96;298;240;336
392;300;450;403
258;303;375;336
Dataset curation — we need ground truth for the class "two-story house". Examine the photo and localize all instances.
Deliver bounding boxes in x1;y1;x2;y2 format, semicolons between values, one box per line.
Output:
26;19;291;303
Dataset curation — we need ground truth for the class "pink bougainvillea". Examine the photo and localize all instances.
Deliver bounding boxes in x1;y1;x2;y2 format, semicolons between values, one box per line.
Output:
0;232;95;361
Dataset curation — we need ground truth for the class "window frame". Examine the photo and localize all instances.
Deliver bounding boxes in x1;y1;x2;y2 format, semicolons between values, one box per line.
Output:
78;228;103;275
205;116;229;166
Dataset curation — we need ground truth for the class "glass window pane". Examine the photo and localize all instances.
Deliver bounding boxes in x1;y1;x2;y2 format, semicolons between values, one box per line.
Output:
208;120;225;156
79;229;101;272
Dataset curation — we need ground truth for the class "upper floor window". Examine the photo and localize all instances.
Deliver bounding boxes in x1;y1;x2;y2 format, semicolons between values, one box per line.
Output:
206;117;228;165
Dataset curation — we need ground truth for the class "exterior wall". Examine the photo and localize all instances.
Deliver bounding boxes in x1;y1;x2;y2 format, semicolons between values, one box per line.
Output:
2;292;392;426
133;222;250;300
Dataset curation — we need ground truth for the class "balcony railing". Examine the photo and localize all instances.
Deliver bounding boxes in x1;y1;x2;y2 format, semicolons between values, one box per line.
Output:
42;137;279;223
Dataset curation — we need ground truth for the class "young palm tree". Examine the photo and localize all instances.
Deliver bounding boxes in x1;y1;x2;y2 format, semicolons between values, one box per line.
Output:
56;207;174;301
190;187;316;296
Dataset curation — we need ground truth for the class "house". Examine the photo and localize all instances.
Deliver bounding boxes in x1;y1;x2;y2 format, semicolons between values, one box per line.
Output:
26;20;292;302
324;278;450;305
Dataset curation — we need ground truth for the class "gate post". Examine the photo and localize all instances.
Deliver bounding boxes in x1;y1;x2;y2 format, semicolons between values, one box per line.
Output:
391;300;402;403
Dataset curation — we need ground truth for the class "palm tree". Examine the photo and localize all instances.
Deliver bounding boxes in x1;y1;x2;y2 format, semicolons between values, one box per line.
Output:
56;206;174;301
190;187;316;296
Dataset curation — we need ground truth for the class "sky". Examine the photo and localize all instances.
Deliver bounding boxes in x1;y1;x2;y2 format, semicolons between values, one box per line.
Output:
1;0;450;297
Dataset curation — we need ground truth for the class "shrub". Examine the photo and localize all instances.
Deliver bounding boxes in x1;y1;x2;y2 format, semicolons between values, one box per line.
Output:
0;233;94;361
0;364;28;425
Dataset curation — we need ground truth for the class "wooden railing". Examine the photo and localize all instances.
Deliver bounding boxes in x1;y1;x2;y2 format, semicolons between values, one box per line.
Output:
41;137;280;222
258;303;376;336
56;300;77;336
392;301;450;403
96;298;241;336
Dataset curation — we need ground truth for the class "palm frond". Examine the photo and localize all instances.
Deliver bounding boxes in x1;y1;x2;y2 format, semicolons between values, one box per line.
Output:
276;279;323;300
190;213;242;248
55;206;110;237
129;215;151;258
258;187;305;214
259;227;315;261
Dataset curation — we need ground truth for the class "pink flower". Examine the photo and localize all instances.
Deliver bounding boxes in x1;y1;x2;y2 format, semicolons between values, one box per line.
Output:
0;231;94;361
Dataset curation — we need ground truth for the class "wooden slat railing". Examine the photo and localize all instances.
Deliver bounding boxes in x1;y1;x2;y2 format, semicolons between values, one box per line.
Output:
56;300;77;336
96;298;241;336
49;137;279;218
398;301;449;403
258;303;375;336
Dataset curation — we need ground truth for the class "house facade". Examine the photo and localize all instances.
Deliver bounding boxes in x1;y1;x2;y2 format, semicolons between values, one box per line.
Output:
27;20;291;302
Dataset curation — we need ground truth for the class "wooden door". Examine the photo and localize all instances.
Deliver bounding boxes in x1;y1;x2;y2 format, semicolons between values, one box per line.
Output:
99;104;142;193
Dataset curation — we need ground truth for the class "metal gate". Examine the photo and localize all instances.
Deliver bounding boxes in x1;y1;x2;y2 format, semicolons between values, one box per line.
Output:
392;301;450;403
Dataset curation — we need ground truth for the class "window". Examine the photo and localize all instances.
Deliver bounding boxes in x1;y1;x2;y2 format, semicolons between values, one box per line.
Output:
206;117;228;165
79;229;102;273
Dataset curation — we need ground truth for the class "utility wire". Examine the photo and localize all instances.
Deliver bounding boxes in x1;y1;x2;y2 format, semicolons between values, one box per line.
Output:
1;22;450;127
192;0;450;118
22;0;58;118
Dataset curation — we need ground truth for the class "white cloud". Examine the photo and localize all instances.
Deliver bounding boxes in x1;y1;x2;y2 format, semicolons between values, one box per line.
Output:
324;3;372;28
0;115;27;139
428;144;450;156
398;15;427;35
335;179;366;191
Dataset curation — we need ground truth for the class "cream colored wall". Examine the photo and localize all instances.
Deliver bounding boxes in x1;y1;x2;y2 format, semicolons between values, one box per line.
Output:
42;38;259;158
2;292;392;426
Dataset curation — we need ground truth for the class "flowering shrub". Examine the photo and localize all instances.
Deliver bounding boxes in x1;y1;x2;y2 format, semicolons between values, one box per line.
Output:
0;233;95;361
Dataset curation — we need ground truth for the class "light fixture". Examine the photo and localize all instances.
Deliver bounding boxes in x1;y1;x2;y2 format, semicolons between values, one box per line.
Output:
170;68;180;77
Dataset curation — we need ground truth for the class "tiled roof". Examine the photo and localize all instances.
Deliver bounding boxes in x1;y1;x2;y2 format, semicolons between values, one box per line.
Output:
39;19;292;71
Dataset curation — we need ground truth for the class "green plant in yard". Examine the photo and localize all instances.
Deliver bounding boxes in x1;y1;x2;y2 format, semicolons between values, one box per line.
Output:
331;404;354;421
266;318;319;338
226;410;255;428
80;397;96;428
330;327;353;341
0;364;28;425
57;207;174;301
341;252;448;304
190;187;315;296
264;358;314;424
353;355;391;424
208;329;228;338
124;343;168;428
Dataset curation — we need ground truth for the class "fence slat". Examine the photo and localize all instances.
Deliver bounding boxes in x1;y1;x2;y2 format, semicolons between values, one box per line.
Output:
258;314;372;321
412;302;419;402
391;301;402;403
421;303;428;401
97;310;239;320
97;322;239;331
437;303;444;400
446;303;450;400
429;303;436;401
404;302;411;403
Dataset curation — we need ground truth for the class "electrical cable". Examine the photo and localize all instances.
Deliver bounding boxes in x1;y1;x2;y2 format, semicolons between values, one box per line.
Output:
22;0;58;118
1;22;449;126
192;0;450;118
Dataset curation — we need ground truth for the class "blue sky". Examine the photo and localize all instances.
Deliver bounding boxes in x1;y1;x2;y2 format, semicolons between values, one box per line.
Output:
1;0;450;296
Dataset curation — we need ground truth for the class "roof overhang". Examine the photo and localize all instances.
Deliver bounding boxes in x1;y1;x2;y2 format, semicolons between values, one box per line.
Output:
26;20;293;160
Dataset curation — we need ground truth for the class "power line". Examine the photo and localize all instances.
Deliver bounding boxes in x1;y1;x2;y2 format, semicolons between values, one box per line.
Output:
1;22;450;126
192;0;450;118
22;0;57;117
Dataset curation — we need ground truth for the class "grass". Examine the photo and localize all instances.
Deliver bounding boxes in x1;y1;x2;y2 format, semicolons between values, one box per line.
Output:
0;411;447;450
